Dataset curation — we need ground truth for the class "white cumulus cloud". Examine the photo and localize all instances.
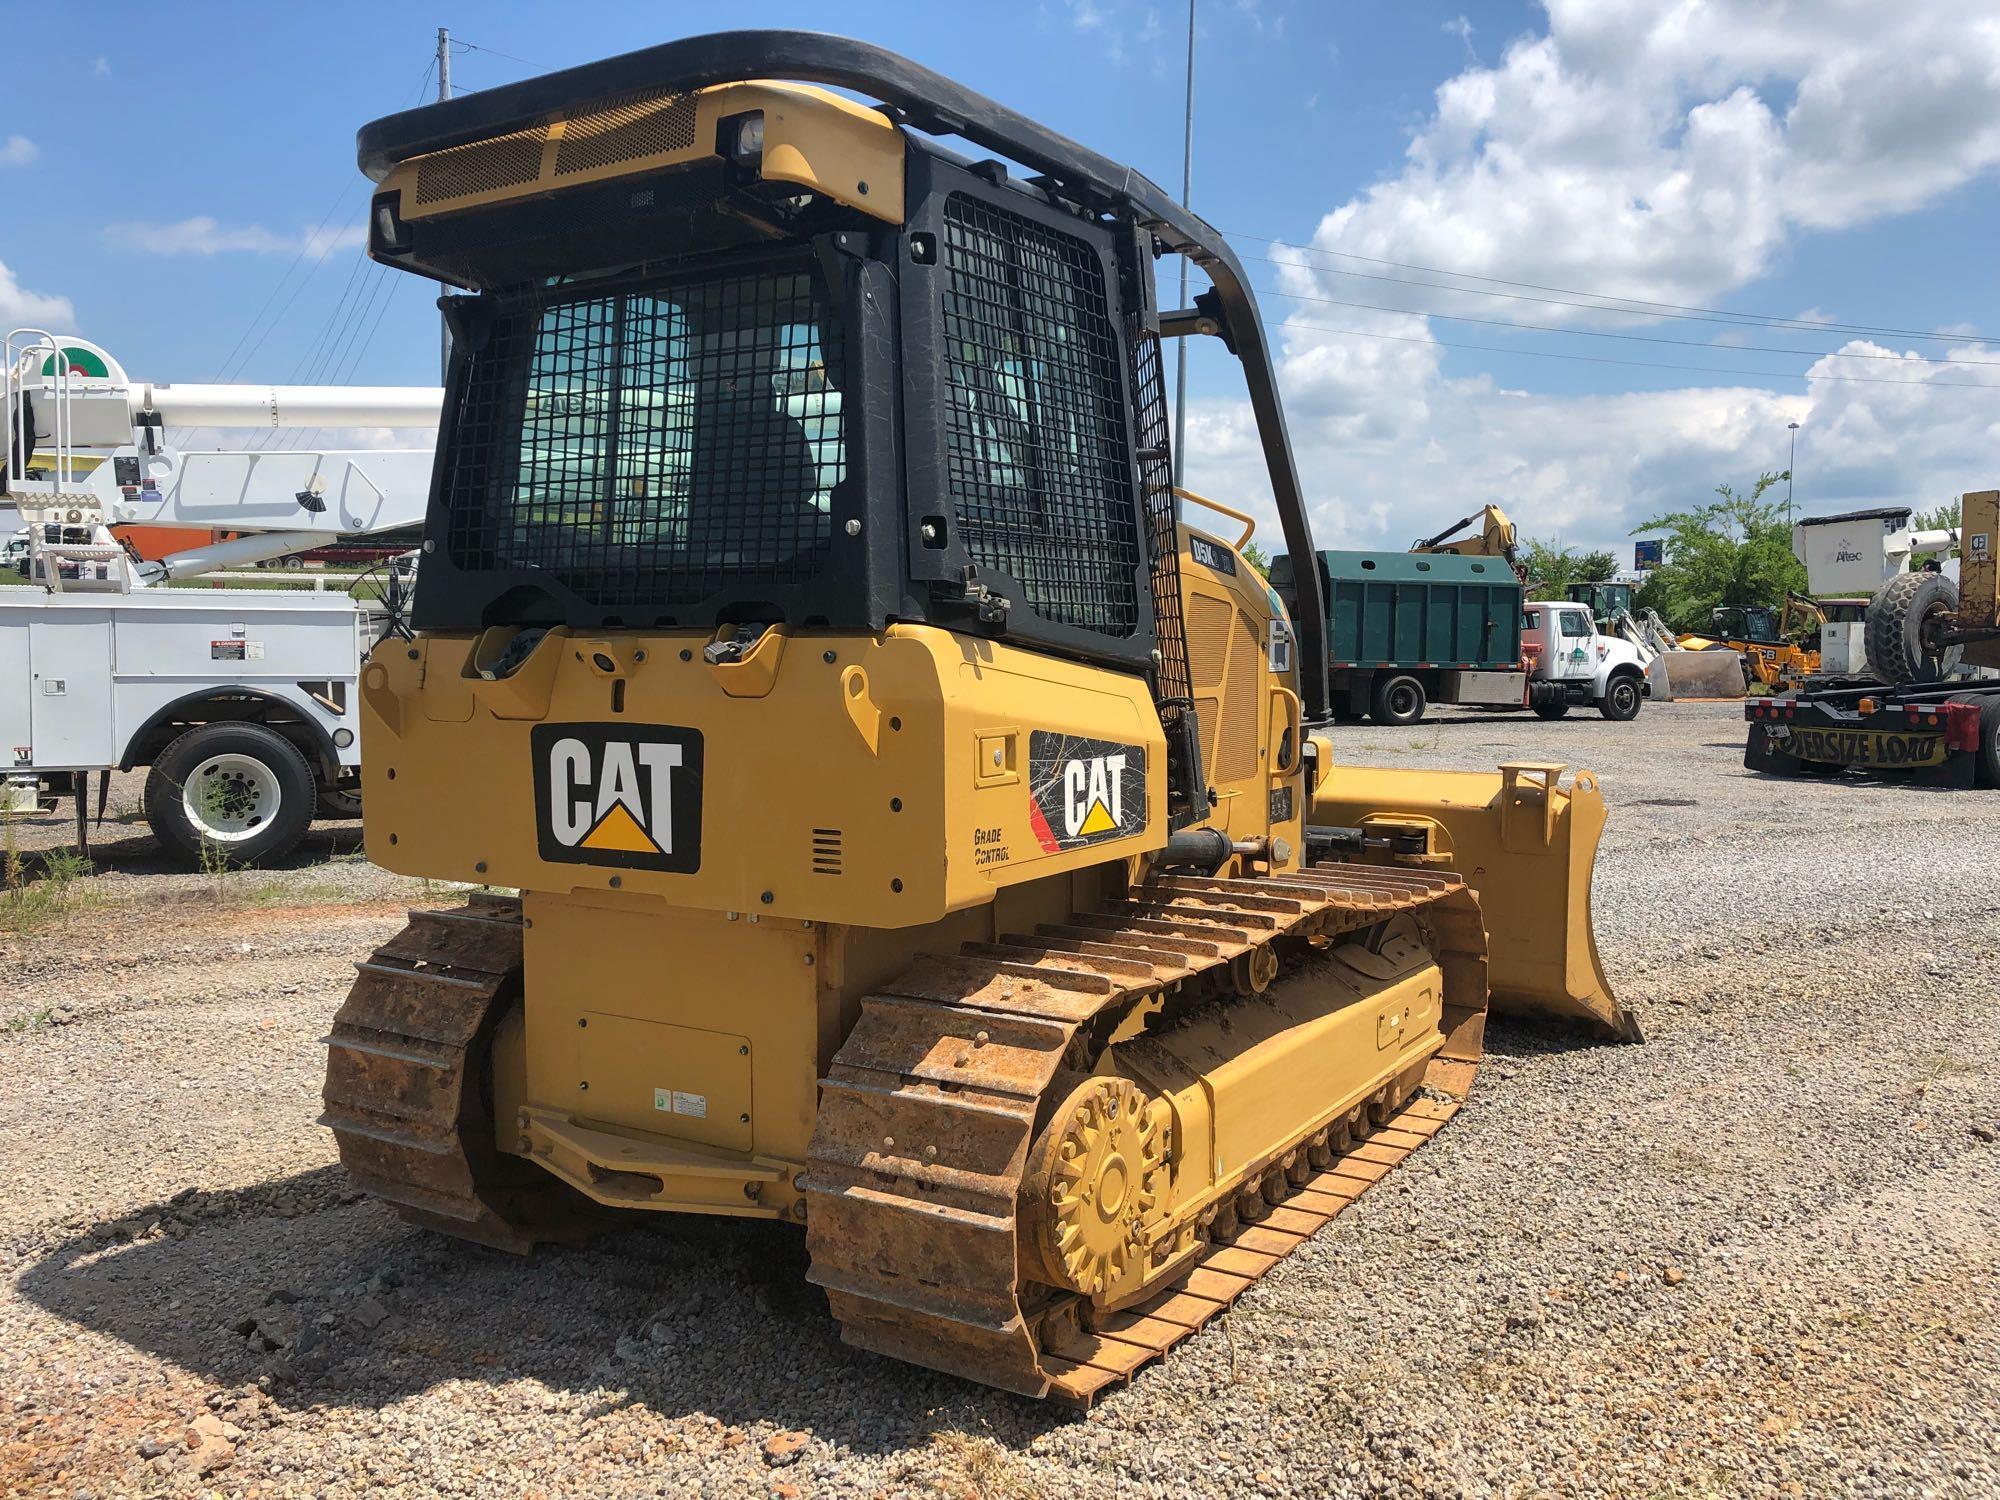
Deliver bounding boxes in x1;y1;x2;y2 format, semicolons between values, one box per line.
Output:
1182;2;2000;561
0;259;75;330
0;136;38;168
1301;0;2000;323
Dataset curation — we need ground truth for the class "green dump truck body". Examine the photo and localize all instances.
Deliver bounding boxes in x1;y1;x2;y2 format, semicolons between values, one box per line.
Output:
1272;550;1522;670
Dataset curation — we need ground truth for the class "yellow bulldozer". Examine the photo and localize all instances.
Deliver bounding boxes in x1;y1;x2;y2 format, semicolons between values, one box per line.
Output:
323;31;1633;1405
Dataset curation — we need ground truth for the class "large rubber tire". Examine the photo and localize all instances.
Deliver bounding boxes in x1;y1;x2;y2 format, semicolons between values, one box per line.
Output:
1369;674;1427;726
144;722;316;868
1532;697;1570;720
316;773;364;821
1866;572;1962;684
1970;696;2000;788
1599;672;1644;721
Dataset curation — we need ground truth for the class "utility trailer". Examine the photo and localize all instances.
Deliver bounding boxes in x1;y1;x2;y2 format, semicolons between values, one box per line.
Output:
1744;680;2000;787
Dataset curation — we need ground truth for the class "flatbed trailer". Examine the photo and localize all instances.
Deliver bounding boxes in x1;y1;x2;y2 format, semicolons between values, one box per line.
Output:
1744;679;2000;787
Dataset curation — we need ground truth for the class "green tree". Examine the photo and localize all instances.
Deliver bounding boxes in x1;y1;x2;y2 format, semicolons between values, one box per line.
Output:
1239;541;1272;578
1520;538;1617;601
1915;498;1960;557
1631;472;1807;632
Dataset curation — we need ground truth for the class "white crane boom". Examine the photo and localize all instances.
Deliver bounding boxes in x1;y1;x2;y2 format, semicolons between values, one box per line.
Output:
3;332;440;590
128;382;441;431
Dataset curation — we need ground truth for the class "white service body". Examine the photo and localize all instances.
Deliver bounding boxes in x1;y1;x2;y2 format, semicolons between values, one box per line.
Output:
0;586;368;774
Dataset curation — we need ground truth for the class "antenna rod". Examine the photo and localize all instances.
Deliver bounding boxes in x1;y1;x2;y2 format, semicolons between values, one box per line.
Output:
1172;0;1194;494
436;27;453;383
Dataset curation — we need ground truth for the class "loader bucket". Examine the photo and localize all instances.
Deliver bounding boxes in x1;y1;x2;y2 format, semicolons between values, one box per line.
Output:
1308;746;1640;1041
1658;649;1747;699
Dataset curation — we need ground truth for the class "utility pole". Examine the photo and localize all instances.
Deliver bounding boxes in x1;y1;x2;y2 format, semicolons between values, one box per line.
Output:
437;28;453;384
1172;0;1195;494
1787;420;1800;526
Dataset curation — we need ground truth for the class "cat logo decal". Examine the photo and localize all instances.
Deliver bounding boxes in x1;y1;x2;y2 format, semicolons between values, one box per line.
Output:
532;724;704;873
1026;731;1147;852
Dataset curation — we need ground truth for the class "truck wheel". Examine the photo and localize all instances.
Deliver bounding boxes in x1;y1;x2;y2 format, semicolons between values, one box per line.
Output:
1866;572;1962;684
1599;673;1643;721
1532;697;1570;720
315;769;364;821
1370;674;1427;726
144;722;316;868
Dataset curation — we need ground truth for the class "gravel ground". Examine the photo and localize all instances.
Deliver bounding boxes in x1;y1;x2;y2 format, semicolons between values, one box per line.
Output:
2;702;1996;1499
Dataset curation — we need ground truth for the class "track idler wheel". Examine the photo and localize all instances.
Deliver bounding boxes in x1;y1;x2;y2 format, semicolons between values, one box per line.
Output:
1022;1077;1171;1303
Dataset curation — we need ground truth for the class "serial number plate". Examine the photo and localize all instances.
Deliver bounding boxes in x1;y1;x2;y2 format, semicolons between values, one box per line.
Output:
1789;726;1947;768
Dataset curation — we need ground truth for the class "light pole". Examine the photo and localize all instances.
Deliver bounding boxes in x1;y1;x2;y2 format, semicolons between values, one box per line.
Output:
1786;420;1800;525
1172;0;1195;494
437;29;454;383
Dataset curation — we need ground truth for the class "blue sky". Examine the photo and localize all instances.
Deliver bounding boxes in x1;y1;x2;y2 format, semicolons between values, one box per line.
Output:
6;1;1999;556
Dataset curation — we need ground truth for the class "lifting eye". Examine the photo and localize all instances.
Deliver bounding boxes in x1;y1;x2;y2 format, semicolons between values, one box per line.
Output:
592;652;617;674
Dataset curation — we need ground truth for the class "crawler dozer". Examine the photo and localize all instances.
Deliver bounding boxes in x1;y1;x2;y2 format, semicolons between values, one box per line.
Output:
324;32;1633;1404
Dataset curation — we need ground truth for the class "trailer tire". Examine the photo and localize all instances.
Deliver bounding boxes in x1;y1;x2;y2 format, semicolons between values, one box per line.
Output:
1369;674;1427;726
144;722;316;868
1744;723;1801;775
1975;697;2000;788
1599;672;1643;721
1866;571;1962;684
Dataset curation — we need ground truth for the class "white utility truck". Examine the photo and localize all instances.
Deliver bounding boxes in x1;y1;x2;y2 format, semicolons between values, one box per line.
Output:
3;331;438;863
1521;599;1652;721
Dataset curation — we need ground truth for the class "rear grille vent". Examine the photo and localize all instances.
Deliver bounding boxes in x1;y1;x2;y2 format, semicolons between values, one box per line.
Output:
413;125;550;207
554;89;699;177
811;829;843;876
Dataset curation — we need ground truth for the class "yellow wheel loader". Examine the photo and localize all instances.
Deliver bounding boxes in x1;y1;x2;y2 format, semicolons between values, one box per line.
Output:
323;31;1634;1405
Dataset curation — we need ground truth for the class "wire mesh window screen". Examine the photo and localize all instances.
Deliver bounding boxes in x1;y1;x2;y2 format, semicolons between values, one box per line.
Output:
940;193;1141;636
444;266;845;609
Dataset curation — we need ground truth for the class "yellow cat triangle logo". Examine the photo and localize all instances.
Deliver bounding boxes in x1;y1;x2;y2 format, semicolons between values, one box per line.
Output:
579;801;662;855
1076;798;1118;837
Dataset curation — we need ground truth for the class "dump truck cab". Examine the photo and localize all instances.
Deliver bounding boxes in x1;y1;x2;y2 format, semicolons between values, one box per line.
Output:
1521;600;1649;720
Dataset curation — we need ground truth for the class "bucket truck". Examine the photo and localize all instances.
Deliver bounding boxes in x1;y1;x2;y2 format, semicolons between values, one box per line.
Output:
2;332;439;862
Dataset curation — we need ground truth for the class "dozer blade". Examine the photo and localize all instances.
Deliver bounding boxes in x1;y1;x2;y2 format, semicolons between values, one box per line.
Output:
1309;754;1640;1041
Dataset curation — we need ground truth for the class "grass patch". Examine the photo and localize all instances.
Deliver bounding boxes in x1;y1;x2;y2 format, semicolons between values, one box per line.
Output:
232;874;352;907
0;834;100;935
4;1007;57;1032
925;1432;1038;1499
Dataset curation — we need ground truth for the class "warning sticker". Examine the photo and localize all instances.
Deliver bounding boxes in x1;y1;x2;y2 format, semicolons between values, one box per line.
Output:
1026;731;1147;853
209;641;264;661
655;1088;708;1119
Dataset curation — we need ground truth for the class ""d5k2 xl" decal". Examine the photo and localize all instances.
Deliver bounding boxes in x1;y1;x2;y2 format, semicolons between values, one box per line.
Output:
532;724;703;873
1026;731;1147;852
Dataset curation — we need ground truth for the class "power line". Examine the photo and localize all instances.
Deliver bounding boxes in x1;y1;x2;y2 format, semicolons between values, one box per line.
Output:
452;38;549;73
206;56;435;389
1224;231;2000;346
207;187;362;384
1259;311;2000;390
1250;281;2000;370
